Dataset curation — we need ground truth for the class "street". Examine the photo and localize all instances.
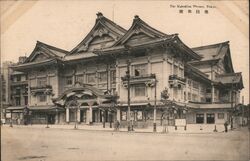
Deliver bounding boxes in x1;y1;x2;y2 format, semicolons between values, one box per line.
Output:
1;126;249;161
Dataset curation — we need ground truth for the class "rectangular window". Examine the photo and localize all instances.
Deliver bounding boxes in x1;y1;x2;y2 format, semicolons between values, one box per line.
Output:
15;97;21;106
206;98;211;103
39;94;46;102
134;84;146;97
24;96;28;105
16;75;21;82
134;64;147;76
16;89;21;95
193;81;199;89
99;72;107;83
188;80;192;87
173;88;178;99
218;113;224;119
188;92;191;100
192;94;198;102
206;88;211;93
75;75;84;83
86;73;96;84
179;68;184;77
66;76;73;85
110;70;116;83
174;65;178;75
37;77;47;86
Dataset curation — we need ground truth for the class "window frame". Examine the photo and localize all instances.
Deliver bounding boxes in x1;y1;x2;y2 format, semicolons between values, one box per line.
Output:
134;84;146;97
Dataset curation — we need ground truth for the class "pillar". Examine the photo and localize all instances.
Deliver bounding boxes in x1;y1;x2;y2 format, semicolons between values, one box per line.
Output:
89;106;92;123
116;108;121;122
66;108;69;123
211;84;215;103
77;108;81;122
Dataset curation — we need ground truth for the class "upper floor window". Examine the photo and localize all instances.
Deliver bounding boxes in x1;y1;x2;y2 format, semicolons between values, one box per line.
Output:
134;64;147;76
38;94;46;102
174;65;178;75
15;97;21;106
65;76;73;85
37;77;47;86
16;75;21;82
99;72;107;83
110;70;116;83
134;84;146;97
16;89;21;95
206;88;212;93
193;81;199;89
75;75;84;84
86;73;96;84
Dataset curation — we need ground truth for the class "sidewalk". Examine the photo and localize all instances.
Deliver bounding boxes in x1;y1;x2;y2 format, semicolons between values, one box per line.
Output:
2;123;240;134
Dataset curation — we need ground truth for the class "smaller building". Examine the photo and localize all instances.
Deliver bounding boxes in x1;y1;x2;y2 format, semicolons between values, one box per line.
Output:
5;57;29;125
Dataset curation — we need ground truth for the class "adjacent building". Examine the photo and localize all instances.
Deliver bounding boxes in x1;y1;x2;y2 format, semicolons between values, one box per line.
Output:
10;13;243;128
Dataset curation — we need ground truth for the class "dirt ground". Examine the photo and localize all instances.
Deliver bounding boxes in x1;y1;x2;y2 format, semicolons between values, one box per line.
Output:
1;126;249;161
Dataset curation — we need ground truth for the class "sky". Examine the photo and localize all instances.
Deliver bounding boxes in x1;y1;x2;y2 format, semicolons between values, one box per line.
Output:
1;0;249;104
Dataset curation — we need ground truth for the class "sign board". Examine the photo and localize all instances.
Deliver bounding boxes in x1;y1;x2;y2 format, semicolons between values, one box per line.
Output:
6;113;11;118
175;119;186;126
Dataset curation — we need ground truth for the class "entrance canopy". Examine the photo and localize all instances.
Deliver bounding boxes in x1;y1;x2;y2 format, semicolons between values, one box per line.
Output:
52;83;117;108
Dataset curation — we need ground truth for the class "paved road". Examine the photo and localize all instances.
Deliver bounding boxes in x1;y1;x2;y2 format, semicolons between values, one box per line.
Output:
1;126;249;161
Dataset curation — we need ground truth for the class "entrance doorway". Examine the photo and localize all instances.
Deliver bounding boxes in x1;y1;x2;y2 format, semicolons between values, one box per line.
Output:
206;113;215;124
196;114;204;124
48;114;56;124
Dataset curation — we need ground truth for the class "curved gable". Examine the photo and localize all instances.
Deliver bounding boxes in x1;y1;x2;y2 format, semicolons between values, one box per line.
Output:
70;12;127;54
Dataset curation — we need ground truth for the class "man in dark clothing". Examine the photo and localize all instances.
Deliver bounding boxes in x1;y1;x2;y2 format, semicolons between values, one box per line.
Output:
224;121;228;132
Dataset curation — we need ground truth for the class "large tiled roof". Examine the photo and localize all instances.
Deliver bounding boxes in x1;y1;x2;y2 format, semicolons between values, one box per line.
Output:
192;41;229;61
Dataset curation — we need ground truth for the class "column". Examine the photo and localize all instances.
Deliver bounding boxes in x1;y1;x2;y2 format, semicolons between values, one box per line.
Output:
66;108;69;123
116;108;121;122
162;57;167;88
77;108;81;122
211;84;215;103
89;106;93;123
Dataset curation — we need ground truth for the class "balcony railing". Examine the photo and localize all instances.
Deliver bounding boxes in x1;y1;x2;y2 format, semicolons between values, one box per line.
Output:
169;75;186;82
168;75;186;88
30;85;53;96
30;85;52;90
11;80;28;86
121;74;156;87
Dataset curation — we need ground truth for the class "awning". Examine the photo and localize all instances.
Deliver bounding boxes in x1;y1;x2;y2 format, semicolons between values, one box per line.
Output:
6;106;25;113
29;106;65;111
187;102;233;109
118;102;150;107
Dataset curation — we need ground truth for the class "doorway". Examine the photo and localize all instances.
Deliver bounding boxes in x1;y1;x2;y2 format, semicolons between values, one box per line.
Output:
196;114;204;124
206;113;215;124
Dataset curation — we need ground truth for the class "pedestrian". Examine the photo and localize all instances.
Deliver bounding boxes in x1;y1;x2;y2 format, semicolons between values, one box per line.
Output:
117;120;120;131
224;121;228;132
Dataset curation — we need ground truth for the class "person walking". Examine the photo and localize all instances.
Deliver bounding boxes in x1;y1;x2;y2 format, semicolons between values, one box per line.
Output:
224;121;228;132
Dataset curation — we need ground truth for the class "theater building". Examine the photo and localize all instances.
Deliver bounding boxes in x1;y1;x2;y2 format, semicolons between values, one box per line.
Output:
11;13;243;128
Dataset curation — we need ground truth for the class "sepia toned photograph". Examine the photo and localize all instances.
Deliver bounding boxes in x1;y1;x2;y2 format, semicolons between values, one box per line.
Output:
0;0;249;160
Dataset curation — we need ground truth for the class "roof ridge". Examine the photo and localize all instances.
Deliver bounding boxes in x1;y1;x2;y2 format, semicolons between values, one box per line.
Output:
102;16;127;33
192;41;229;50
37;41;69;54
217;72;242;76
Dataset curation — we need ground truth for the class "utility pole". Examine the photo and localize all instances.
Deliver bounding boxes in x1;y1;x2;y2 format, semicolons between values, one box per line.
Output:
153;78;157;132
126;60;132;131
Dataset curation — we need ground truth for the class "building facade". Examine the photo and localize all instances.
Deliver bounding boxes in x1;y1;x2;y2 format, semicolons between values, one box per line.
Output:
10;13;243;128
